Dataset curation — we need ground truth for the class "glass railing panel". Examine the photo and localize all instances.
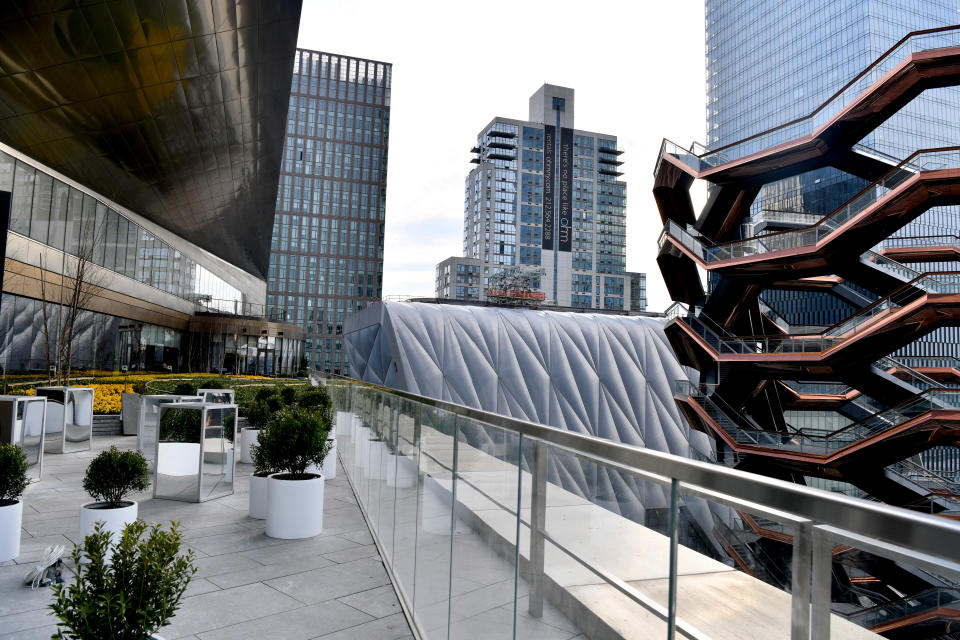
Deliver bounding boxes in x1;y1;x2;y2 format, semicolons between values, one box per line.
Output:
447;417;523;639
676;496;802;636
390;396;421;606
528;438;670;637
413;405;459;636
371;391;401;563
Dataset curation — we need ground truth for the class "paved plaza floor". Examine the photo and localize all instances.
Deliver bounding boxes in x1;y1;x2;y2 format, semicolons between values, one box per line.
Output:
0;436;414;640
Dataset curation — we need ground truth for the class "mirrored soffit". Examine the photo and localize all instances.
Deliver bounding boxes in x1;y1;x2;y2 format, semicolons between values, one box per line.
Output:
0;0;302;279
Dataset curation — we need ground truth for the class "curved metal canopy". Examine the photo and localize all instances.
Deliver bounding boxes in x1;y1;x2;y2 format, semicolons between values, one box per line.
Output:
0;0;302;278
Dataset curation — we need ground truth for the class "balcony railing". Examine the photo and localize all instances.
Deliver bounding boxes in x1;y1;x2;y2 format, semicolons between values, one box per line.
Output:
659;147;960;266
327;376;960;640
654;26;960;174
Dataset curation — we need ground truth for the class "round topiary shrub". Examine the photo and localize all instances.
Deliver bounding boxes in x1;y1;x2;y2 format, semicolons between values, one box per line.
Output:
296;388;330;411
83;446;149;507
172;382;195;396
254;387;276;403
280;386;297;405
257;407;332;477
0;443;28;504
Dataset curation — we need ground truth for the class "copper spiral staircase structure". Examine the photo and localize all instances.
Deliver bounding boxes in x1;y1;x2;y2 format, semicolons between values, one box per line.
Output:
652;25;960;639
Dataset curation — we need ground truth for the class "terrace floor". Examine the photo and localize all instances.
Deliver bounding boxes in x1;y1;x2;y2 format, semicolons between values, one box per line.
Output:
0;435;414;640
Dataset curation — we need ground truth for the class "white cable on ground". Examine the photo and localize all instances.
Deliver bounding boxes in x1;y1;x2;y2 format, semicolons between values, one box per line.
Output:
23;544;65;590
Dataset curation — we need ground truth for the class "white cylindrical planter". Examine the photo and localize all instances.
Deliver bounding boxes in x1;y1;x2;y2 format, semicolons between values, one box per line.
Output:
266;473;324;539
79;501;138;551
322;437;337;479
0;499;23;562
367;440;386;480
249;474;269;519
336;411;351;438
421;475;467;534
354;430;371;471
240;428;260;464
387;453;416;489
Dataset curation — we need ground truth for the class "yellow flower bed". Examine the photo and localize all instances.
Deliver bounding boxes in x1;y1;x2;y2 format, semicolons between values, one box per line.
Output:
90;383;135;414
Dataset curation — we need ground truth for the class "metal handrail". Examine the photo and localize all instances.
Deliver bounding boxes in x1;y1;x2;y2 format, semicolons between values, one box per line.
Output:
327;376;960;564
700;25;960;162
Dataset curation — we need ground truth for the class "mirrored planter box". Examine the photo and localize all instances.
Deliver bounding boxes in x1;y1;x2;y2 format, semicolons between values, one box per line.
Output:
36;387;93;454
121;393;140;435
198;389;235;404
136;395;197;470
154;402;238;502
0;395;47;479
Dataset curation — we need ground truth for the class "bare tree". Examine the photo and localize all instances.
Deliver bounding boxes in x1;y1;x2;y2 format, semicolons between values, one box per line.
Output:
37;217;109;385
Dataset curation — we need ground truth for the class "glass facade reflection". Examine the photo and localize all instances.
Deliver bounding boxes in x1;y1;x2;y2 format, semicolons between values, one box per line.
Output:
267;49;391;376
0;148;243;306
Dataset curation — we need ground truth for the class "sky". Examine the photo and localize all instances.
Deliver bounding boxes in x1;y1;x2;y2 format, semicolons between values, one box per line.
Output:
296;0;707;312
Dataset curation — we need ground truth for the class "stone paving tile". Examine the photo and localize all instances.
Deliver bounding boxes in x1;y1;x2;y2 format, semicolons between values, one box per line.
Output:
337;584;404;619
196;600;373;640
264;557;392;605
0;436;413;640
321;542;381;564
0;622;60;639
312;613;413;640
205;553;335;590
161;582;303;638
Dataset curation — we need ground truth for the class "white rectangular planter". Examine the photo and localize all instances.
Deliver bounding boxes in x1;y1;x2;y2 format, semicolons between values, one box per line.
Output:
137;395;186;470
198;389;235;404
153;402;238;502
36;387;93;454
0;395;46;479
121;393;140;436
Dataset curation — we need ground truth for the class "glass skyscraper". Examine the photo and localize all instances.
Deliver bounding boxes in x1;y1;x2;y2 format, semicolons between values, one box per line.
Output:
706;0;960;353
268;49;391;375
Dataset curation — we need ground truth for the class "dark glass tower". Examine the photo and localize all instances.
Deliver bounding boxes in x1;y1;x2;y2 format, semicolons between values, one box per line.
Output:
268;49;391;375
706;0;960;342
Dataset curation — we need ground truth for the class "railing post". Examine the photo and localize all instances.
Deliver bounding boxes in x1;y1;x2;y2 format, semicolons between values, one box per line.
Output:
528;440;547;618
667;478;679;640
811;526;832;640
791;521;812;640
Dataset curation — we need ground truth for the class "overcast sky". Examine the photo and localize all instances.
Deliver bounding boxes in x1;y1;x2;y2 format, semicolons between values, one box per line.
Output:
297;1;707;312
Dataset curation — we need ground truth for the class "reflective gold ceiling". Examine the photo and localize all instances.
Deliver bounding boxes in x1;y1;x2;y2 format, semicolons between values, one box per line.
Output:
0;0;302;278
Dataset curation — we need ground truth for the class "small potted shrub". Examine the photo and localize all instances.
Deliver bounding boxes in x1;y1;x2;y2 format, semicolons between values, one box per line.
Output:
240;391;280;464
51;520;196;640
260;407;332;539
0;443;28;561
301;388;337;479
79;446;149;549
172;381;195;396
248;438;277;520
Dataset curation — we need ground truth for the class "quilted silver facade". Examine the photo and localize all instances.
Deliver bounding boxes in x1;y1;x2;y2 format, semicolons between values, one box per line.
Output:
344;302;723;549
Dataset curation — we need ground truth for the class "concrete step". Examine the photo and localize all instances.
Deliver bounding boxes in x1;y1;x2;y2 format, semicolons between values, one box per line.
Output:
92;414;121;436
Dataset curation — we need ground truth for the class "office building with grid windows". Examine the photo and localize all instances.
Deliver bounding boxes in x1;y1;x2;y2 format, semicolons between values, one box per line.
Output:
267;49;391;376
435;85;644;311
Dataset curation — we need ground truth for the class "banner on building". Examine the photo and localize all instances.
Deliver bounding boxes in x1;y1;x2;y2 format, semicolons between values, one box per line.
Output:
558;127;573;252
542;124;555;251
